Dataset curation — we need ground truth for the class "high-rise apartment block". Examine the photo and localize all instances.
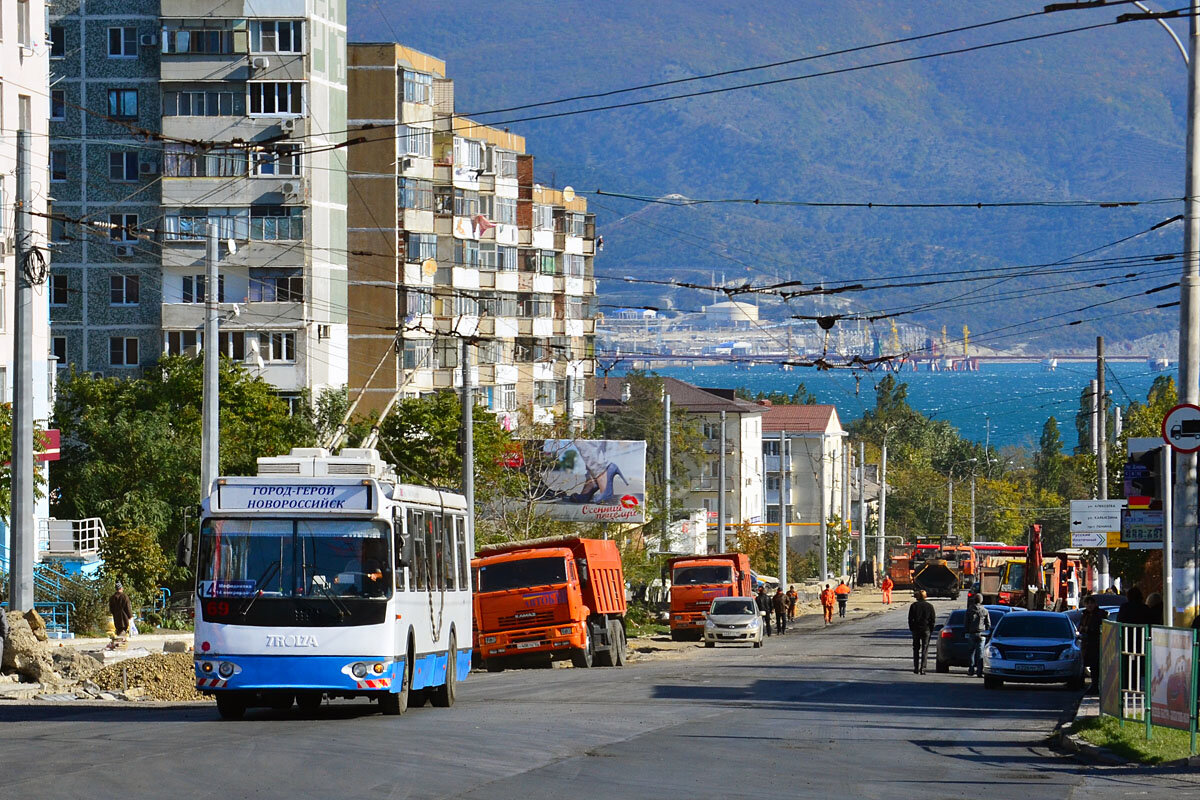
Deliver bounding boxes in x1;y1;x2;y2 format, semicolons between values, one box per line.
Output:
49;0;348;399
347;44;597;428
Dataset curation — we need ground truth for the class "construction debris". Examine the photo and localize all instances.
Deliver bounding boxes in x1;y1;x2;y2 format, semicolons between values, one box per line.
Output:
2;611;60;683
91;652;210;702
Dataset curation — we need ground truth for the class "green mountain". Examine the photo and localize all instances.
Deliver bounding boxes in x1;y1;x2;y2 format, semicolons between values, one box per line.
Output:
350;0;1189;350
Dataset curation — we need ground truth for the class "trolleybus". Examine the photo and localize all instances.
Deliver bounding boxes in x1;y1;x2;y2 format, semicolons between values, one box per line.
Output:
191;447;471;719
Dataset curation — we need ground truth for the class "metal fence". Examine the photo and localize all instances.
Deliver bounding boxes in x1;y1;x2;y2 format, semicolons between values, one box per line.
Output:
1099;620;1198;753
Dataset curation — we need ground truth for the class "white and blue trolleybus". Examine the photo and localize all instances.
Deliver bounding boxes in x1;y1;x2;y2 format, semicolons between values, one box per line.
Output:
192;447;471;719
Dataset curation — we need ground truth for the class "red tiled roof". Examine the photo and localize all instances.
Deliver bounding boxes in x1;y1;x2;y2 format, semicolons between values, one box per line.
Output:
761;404;842;433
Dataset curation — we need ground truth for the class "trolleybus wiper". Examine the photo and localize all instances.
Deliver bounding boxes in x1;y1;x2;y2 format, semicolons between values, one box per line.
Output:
240;560;281;617
311;575;351;619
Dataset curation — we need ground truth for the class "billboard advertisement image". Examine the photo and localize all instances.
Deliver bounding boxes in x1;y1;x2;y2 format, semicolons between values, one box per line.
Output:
1149;626;1195;731
529;439;647;523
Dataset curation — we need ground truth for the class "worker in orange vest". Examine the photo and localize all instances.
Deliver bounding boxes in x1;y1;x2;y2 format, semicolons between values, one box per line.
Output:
820;584;836;625
881;575;894;606
834;580;851;618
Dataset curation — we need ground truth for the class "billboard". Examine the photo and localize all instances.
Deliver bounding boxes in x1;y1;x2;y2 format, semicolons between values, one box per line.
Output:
1149;626;1195;731
527;439;647;523
1098;621;1121;718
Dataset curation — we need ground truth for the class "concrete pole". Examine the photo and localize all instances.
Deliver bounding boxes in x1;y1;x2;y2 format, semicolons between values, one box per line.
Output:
970;473;976;543
717;410;727;552
878;443;888;581
780;432;789;585
1164;445;1175;626
1098;338;1111;591
564;373;573;433
200;220;220;500
842;444;851;576
663;393;671;550
858;441;866;568
948;474;954;540
8;130;33;612
1090;379;1099;457
461;339;475;554
1179;0;1200;625
819;435;828;580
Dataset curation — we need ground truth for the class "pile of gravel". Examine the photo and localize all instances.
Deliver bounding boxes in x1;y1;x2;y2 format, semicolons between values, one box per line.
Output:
92;652;211;702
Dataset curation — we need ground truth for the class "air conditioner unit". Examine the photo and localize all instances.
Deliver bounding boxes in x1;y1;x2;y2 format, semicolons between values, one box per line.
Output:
114;244;135;258
139;33;157;47
250;56;270;70
279;118;297;133
281;181;298;196
139;161;158;175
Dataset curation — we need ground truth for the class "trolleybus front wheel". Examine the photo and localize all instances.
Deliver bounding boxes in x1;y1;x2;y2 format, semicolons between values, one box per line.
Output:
430;633;457;708
215;692;247;720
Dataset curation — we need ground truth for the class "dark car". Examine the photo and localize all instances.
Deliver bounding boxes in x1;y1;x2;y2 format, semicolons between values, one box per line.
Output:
934;605;1020;673
983;610;1084;689
1064;595;1125;629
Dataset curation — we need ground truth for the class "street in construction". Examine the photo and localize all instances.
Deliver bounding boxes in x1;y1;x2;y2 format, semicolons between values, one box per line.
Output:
1;602;1196;800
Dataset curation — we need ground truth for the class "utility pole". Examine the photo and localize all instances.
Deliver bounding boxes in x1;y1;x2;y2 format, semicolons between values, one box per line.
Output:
878;442;888;582
200;219;220;500
842;444;851;576
1097;337;1110;591
1180;0;1200;630
970;472;976;543
948;473;954;540
461;339;475;553
1090;379;1099;456
564;373;573;433
1164;445;1175;626
780;432;789;585
858;441;866;569
717;410;727;552
8;130;33;612
663;392;671;550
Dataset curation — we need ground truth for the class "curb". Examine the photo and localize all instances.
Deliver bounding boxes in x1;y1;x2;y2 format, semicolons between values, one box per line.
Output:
1051;694;1200;768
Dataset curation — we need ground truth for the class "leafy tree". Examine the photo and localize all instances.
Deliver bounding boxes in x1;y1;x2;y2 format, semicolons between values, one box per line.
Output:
99;525;170;600
735;383;818;405
1034;416;1063;493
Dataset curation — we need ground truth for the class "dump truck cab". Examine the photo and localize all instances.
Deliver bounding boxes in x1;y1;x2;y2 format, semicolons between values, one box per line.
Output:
666;553;752;641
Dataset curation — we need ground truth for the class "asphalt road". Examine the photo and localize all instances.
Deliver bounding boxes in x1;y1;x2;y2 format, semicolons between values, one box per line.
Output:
2;600;1198;800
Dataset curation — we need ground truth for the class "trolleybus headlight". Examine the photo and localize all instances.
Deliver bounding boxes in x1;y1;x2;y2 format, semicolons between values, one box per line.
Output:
201;662;214;673
351;662;369;679
218;661;235;678
372;662;385;675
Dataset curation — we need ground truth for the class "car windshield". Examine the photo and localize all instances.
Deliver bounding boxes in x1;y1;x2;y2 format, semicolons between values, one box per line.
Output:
477;557;567;592
994;615;1073;639
197;518;392;599
711;599;755;616
674;565;732;585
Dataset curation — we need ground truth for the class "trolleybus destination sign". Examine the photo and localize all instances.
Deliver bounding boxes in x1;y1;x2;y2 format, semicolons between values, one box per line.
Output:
215;482;373;511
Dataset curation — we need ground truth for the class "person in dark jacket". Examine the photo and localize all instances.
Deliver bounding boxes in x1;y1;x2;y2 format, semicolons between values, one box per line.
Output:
0;608;8;668
1145;592;1164;626
1079;595;1109;694
755;586;773;637
109;583;133;637
964;593;990;677
772;588;788;634
908;590;937;675
1117;587;1152;625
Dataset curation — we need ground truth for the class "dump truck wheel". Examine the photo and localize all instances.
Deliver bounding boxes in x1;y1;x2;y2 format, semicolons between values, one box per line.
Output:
571;626;594;668
613;624;626;666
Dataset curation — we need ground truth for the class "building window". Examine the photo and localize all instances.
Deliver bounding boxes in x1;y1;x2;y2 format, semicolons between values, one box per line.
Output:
163;144;247;176
107;89;138;119
50;90;65;120
248;82;303;115
453;138;483;172
260;332;295;362
109;151;139;182
533;205;553;231
51;336;67;365
564;254;584;278
249;206;303;241
108;27;137;57
250;145;300;176
565;213;586;237
402;288;432;317
398;125;432;158
401;70;432;104
766;475;781;491
402;339;432;369
248;268;302;302
453;189;479;218
406;232;436;262
109;214;138;242
219;331;246;360
478;291;517;318
50;150;67;182
163;89;245;116
763;440;780;456
535;380;558;407
181;274;225;303
50;274;68;305
17;0;30;47
110;274;140;306
487;383;516;412
161;27;237;54
109;336;139;367
434;338;457;369
453;239;479;268
766;506;781;525
49;26;65;58
493;149;517;179
494;197;517;225
398;178;433;211
165;330;199;356
249;20;302;53
518;293;552;317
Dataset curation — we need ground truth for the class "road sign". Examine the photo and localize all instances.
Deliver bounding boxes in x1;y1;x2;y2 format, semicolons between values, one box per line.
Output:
1070;499;1126;532
1162;403;1200;453
1072;530;1107;548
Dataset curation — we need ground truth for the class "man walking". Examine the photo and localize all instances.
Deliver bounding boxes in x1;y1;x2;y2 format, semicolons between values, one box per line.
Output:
834;579;851;618
755;585;773;637
880;575;894;605
109;582;133;638
820;584;836;625
908;590;936;675
786;585;799;620
1079;594;1108;694
964;593;990;678
772;588;788;634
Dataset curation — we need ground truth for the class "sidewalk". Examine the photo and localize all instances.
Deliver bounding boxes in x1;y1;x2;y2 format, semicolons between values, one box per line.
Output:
51;632;193;654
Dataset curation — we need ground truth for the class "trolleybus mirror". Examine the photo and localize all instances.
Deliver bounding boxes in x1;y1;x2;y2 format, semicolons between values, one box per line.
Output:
175;531;193;568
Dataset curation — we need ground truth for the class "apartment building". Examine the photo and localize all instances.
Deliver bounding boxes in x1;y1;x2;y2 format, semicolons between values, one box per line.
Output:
49;0;348;399
346;43;597;428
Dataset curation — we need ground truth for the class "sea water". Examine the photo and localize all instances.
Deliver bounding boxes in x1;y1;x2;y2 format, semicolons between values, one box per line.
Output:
627;361;1166;450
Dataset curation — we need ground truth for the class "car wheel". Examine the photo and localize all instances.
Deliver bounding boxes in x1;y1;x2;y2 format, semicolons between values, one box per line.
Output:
935;659;949;674
984;675;1002;690
704;641;715;648
753;640;763;648
1066;673;1085;691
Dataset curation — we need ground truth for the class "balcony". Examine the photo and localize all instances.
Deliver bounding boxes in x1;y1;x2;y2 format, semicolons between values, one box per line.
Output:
701;440;735;454
37;517;106;559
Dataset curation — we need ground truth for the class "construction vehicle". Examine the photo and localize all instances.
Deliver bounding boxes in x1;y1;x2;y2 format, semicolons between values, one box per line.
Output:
665;553;752;641
473;536;627;671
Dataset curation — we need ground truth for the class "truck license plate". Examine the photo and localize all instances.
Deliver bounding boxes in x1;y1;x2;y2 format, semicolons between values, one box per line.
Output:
515;641;541;650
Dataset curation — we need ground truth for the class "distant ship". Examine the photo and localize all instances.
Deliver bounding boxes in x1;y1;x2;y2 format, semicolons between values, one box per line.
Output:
1042;357;1058;372
1147;356;1171;372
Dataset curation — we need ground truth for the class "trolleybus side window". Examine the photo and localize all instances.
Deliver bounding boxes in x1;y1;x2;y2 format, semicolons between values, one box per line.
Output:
440;515;454;591
432;513;446;591
409;509;427;591
454;516;468;591
393;510;407;592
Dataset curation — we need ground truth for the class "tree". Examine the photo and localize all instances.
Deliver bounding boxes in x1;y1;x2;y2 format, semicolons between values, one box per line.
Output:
99;525;170;601
1034;417;1063;493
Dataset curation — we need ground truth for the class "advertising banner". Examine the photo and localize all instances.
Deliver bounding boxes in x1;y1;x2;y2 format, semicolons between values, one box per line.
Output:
527;439;647;523
1149;626;1195;731
1099;621;1121;718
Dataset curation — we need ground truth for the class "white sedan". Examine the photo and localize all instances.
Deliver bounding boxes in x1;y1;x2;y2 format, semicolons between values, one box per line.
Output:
703;597;763;648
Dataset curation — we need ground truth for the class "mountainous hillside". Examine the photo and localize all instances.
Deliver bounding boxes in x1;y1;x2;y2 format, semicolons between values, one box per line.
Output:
350;0;1189;350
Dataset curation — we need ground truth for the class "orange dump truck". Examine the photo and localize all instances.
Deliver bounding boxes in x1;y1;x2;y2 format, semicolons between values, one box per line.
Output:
473;536;627;671
666;553;752;641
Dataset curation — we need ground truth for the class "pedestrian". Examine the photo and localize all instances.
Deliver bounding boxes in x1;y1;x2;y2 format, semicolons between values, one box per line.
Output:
834;579;851;618
880;575;894;606
786;585;799;620
964;593;990;678
1117;586;1152;625
1079;594;1108;694
109;582;133;638
772;588;788;634
820;584;835;625
908;589;936;675
755;585;773;637
1145;592;1164;626
0;608;8;668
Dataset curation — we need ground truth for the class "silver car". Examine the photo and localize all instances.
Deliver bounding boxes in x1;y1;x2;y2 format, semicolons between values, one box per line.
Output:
983;611;1084;690
703;597;763;648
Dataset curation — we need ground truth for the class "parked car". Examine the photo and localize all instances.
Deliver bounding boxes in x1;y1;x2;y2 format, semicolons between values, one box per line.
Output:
934;605;1020;672
983;610;1084;690
1064;595;1125;630
703;597;763;648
